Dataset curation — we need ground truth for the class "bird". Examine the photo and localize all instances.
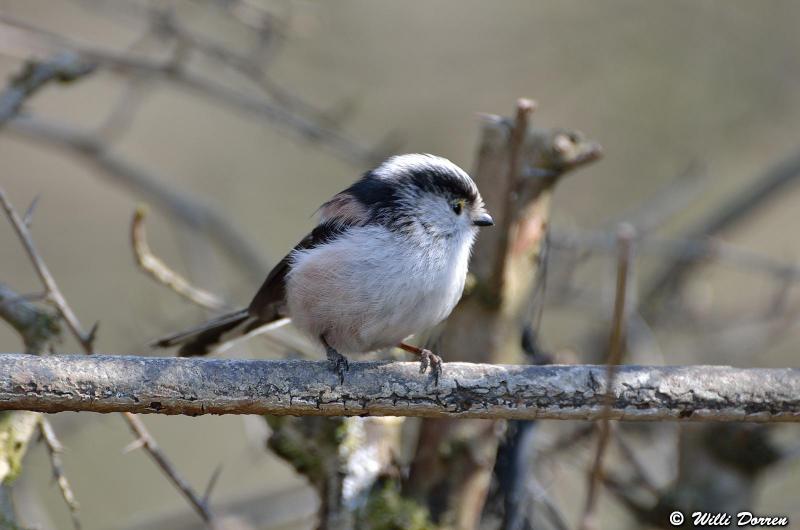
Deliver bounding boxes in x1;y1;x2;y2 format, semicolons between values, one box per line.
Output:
154;154;494;383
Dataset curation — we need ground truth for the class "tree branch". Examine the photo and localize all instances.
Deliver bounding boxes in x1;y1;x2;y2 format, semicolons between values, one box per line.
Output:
0;13;383;166
0;354;796;421
1;189;215;524
38;417;81;530
130;205;228;311
5;117;269;281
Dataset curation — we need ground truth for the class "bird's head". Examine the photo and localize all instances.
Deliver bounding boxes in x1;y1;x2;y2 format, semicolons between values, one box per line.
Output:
350;154;493;240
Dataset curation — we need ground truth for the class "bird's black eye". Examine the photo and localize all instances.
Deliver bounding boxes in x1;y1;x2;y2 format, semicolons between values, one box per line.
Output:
451;199;464;215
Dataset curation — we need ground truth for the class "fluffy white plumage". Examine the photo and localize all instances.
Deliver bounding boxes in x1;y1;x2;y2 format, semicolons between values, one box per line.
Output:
155;153;491;376
286;218;476;354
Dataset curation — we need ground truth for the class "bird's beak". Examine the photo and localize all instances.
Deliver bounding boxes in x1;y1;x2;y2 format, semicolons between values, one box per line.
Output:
472;212;494;227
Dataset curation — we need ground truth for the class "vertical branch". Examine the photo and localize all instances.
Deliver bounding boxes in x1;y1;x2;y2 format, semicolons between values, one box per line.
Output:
402;102;602;529
488;99;536;298
580;224;635;530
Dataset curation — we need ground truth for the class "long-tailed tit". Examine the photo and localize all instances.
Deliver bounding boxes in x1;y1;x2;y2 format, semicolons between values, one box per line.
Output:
155;154;493;382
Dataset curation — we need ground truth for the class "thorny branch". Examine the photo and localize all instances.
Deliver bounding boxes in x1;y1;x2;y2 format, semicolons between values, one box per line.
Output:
121;413;214;523
38;417;81;530
0;189;215;524
0;188;98;351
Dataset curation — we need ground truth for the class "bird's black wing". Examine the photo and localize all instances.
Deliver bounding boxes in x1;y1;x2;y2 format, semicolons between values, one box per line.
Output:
247;218;357;320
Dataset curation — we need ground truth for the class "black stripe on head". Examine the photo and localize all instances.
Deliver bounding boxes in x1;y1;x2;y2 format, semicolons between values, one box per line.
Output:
342;155;479;228
346;170;399;210
405;165;478;203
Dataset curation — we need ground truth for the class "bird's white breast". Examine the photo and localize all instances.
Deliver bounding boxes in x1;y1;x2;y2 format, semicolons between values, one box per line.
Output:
285;225;475;354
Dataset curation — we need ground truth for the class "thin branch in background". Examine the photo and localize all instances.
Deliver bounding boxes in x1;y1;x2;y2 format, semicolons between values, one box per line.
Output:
643;148;800;307
0;189;215;525
131;205;228;311
210;0;288;36
0;188;97;352
0;44;269;279
94;75;151;143
122;413;213;522
613;429;660;496
22;193;40;227
537;425;596;459
550;227;800;283
606;160;708;235
0;51;95;126
0;13;388;166
202;464;224;507
0;283;59;355
8;114;269;281
580;223;636;530
526;475;570;530
38;417;81;530
147;7;400;154
129;204;313;358
598;472;656;525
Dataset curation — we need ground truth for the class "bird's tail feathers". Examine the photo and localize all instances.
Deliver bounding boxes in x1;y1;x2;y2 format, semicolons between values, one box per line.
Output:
152;309;275;356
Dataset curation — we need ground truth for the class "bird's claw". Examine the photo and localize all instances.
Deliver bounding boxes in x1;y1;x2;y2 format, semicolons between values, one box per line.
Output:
418;349;443;385
327;349;350;384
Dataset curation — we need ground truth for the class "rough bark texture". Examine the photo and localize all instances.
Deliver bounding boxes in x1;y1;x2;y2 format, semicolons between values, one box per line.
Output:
0;354;796;421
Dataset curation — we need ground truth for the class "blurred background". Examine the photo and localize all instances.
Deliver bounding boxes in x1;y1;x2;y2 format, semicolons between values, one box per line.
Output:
2;1;800;529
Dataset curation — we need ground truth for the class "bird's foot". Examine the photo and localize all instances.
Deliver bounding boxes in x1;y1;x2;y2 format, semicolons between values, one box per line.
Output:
325;346;350;384
418;348;443;385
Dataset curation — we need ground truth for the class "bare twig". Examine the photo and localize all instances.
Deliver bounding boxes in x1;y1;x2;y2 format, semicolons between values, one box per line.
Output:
0;354;797;421
0;188;96;351
0;189;214;524
0;282;59;355
0;51;94;126
6;116;268;280
613;429;660;496
94;76;151;143
122;413;213;521
38;417;81;530
0;13;382;166
131;206;228;311
22;194;41;227
580;223;635;530
606;161;708;236
643;148;800;306
550;227;800;282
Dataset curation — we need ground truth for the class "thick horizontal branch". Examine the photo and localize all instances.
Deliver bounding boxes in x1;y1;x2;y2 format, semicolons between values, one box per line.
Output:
0;355;797;421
